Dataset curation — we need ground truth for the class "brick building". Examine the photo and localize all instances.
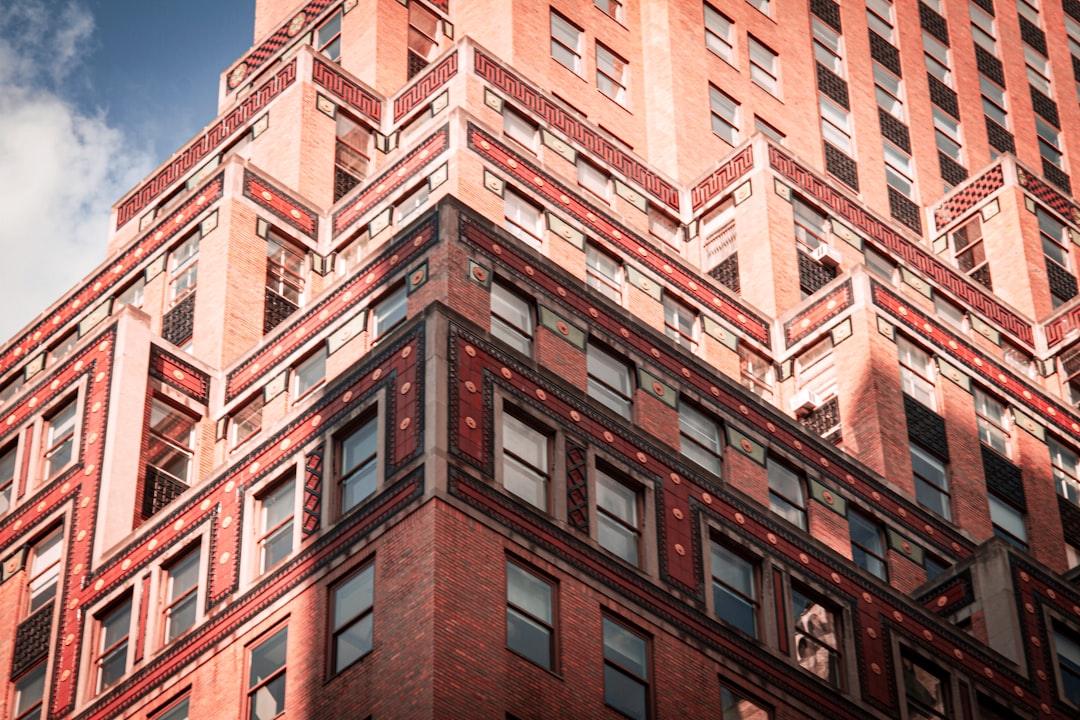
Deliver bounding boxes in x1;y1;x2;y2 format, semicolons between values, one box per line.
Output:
6;0;1080;717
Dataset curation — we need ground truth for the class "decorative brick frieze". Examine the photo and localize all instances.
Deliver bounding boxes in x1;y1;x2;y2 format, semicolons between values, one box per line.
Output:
1017;163;1080;227
244;170;320;238
566;441;589;532
148;346;210;403
117;61;296;228
225;0;334;92
474;49;680;211
393;51;458;121
302;445;324;539
691;145;754;211
933;163;1004;231
312;57;382;123
917;569;974;616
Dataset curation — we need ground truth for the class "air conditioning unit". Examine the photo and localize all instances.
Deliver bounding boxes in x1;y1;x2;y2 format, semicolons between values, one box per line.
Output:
789;388;824;416
811;243;842;268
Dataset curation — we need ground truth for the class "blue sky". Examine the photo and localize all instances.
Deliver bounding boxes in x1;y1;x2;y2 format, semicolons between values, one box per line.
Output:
0;0;255;339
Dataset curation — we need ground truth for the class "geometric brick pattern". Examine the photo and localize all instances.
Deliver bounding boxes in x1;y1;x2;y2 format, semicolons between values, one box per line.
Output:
691;145;755;211
709;253;741;294
225;0;334;92
474;49;681;211
302;445;324;539
824;142;859;190
394;52;458;121
972;0;994;11
141;466;188;519
1030;84;1060;128
162;293;196;347
974;45;1006;86
933;163;1004;231
927;73;960;119
888;186;923;233
799;395;841;442
566;441;589;533
785;279;852;348
312;57;382;123
981;445;1025;510
938;151;968;187
243;170;320;238
1042;159;1072;194
917;569;974;617
797;249;838;296
904;394;950;461
1067;0;1080;22
868;31;902;76
1046;258;1078;303
1017;164;1080;227
117;61;296;228
918;2;950;44
1060;495;1080;547
10;601;53;679
878;109;911;153
810;0;842;31
1018;17;1047;55
264;289;300;335
985;116;1015;155
816;63;850;109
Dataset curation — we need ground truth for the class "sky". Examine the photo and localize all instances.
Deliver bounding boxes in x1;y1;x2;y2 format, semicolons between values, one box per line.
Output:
0;0;255;339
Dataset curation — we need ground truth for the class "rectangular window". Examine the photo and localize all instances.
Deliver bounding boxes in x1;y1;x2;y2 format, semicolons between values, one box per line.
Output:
951;215;990;286
396;183;430;224
1054;625;1080;706
923;32;952;86
812;19;843;74
911;443;951;520
586;243;623;303
44;400;77;478
0;444;15;515
932;108;962;161
316;8;342;61
970;4;997;53
819;96;852;154
293;346;327;398
848;509;887;580
663;294;698;351
794;339;836;400
1037;117;1064;169
866;0;895;41
14;662;45;720
704;4;735;62
94;596;132;693
721;684;769;720
504;189;544;248
755;116;786;145
679;403;722;476
1051;437;1080;504
332;564;374;673
1018;0;1041;25
168;232;199;302
550;11;582;73
746;0;771;14
147;398;196;486
903;652;950;719
988;493;1027;549
974;387;1009;455
257;480;295;573
883;141;914;198
340;416;377;513
1039;207;1070;270
407;1;439;74
491;281;534;354
740;346;774;401
248;627;288;720
27;528;62;615
334;112;371;201
588;343;633;419
265;232;306;306
602;617;650;720
372;285;407;341
48;331;77;366
595;0;625;21
502;411;550;511
152;697;190;720
506;560;555;670
793;198;827;250
767;458;806;530
503;108;537;150
897;336;935;409
792;587;842;687
163;547;200;643
748;37;778;95
710;86;739;144
1025;45;1052;94
710;541;757;637
980;76;1008;127
578;157;611;199
596;43;628;105
231;394;265;448
596;468;641;566
873;63;904;119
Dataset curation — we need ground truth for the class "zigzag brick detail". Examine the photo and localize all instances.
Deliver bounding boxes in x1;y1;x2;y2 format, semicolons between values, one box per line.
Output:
225;0;334;92
769;145;1034;345
393;52;458;121
1019;164;1080;227
691;146;755;211
117;61;296;228
243;170;320;238
312;57;382;123
303;445;324;538
468;124;771;344
933;163;1005;231
474;50;681;212
784;281;853;346
0;174;224;382
332;126;449;235
148;346;211;403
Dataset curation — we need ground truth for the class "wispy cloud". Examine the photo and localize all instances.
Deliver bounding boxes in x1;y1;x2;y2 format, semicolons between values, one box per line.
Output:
0;1;152;340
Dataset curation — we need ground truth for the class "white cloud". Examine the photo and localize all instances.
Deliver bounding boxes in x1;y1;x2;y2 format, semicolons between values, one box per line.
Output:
0;1;152;341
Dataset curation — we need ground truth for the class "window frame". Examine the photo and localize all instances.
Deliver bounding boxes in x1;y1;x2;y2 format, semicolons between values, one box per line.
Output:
586;243;624;303
587;342;634;420
988;492;1028;549
596;42;629;105
315;8;342;61
246;625;288;720
330;562;375;675
265;230;306;307
26;526;63;616
292;345;327;400
167;231;200;304
93;593;134;694
161;545;202;644
577;157;611;200
505;558;557;671
501;408;552;512
897;336;936;409
791;583;843;688
679;401;723;476
13;661;46;720
910;442;951;521
550;10;583;74
973;387;1010;456
767;457;807;530
704;4;735;63
230;393;265;449
0;442;16;516
1051;436;1080;504
902;650;951;720
255;477;297;575
709;85;739;145
490;280;534;355
595;465;643;568
748;36;779;95
503;188;545;249
663;293;699;352
709;538;759;638
371;284;408;343
43;398;78;480
594;0;625;22
338;412;379;516
1053;623;1080;708
601;615;652;720
146;396;197;487
848;508;888;580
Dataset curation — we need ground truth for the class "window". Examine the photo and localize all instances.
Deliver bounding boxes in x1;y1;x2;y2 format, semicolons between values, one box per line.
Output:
1051;437;1080;504
704;4;735;63
506;560;555;670
950;215;990;288
740;346;774;402
316;8;342;61
923;32;952;86
969;4;997;53
866;0;895;41
1055;625;1080;706
710;86;739;144
504;188;544;248
1037;117;1065;170
48;331;77;365
720;684;769;720
897;336;935;409
0;372;25;405
550;11;582;73
754;116;785;145
935;296;965;329
988;493;1027;549
873;63;904;119
162;547;200;642
396;183;430;225
911;443;950;520
883;141;914;198
114;276;145;310
587;343;633;419
340;416;377;513
767;458;806;530
679;402;722;476
792;586;842;687
407;1;439;77
819;96;852;154
293;346;327;398
27;528;62;614
932;108;962;161
596;43;628;105
147;398;196;486
502;412;550;511
794;338;835;400
848;509;887;580
903;652;950;719
1024;45;1051;94
372;285;407;341
746;0;770;14
265;232;305;307
153;697;190;720
982;76;1009;130
331;564;374;673
578;157;610;199
490;281;534;354
748;37;778;95
168;232;199;302
0;444;15;514
503;107;537;150
231;394;264;448
812;19;843;74
94;596;132;693
924;553;949;581
335;112;371;201
595;0;624;22
596;468;641;566
974;387;1009;455
602;617;650;720
710;541;757;637
248;627;288;720
257;479;295;573
13;663;45;720
44;400;77;478
1018;0;1041;25
663;294;698;351
586;243;623;303
1039;207;1069;270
